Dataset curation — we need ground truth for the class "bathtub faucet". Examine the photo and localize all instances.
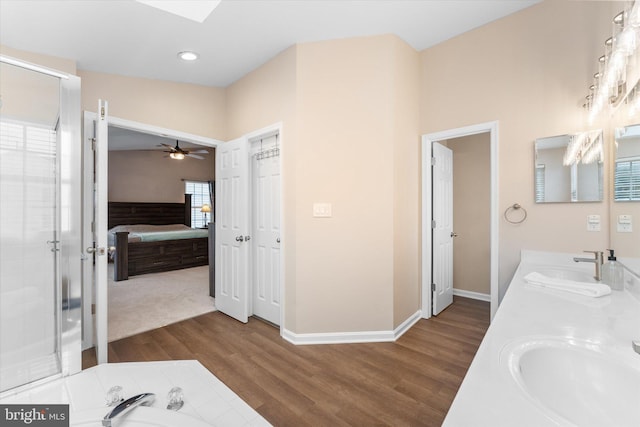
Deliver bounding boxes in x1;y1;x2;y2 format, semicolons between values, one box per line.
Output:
102;393;155;427
573;250;603;281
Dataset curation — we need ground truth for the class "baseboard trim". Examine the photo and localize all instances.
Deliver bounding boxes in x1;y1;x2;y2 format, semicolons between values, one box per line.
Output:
281;310;423;345
453;288;491;302
393;309;422;340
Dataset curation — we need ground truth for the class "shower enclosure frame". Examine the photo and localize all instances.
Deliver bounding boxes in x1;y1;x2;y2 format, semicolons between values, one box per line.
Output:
0;55;82;395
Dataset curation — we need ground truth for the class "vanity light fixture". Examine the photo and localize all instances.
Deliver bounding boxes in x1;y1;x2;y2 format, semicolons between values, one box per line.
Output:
177;51;199;61
169;152;185;160
585;3;640;123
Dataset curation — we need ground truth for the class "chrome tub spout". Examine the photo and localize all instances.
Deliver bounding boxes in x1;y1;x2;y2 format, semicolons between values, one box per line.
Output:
102;393;155;427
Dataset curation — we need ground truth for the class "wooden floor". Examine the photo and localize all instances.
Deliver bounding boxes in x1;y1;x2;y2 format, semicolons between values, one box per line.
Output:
83;297;489;426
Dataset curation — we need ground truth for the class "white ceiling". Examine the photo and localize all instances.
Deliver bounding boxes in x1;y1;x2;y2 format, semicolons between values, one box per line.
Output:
0;0;539;88
108;126;202;151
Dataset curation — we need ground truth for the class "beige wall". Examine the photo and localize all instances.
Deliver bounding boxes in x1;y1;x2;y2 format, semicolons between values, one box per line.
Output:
6;0;629;335
448;134;491;295
294;36;395;332
227;35;421;333
391;37;421;327
108;150;215;203
78;70;226;140
0;45;76;128
420;1;614;299
225;46;300;329
1;44;76;75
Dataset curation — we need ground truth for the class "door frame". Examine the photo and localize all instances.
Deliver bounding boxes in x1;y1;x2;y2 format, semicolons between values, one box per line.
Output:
81;113;221;354
421;121;499;321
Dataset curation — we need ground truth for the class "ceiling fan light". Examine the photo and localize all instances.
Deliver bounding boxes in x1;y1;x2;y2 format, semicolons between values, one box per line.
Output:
170;152;185;160
178;51;199;61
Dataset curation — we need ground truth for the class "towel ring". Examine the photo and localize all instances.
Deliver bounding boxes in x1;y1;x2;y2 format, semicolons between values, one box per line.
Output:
504;203;527;224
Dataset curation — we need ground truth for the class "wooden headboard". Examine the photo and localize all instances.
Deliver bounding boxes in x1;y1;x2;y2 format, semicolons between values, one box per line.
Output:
108;194;192;229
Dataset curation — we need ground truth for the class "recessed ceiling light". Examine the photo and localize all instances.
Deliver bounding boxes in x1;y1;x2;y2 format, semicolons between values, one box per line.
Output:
178;51;199;61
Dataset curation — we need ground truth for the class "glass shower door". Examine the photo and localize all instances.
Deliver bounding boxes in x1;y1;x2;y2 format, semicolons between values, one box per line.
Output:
0;61;63;392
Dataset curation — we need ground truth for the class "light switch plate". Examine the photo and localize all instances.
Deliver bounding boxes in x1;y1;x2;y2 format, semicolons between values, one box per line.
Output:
313;203;332;218
587;215;600;232
618;214;633;233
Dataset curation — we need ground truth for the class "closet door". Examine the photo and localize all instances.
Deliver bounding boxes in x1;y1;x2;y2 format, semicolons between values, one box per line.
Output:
251;139;281;326
215;137;250;322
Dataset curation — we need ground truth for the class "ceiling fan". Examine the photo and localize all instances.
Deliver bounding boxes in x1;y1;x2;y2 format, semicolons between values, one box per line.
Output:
160;140;209;160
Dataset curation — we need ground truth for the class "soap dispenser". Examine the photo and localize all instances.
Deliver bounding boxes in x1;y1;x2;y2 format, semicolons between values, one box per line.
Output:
601;249;624;291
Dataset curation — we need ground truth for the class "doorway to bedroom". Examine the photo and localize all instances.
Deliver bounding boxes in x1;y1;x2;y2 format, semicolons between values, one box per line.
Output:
107;126;217;341
82;113;221;347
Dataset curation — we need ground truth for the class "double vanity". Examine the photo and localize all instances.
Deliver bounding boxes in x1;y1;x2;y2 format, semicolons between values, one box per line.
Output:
444;250;640;426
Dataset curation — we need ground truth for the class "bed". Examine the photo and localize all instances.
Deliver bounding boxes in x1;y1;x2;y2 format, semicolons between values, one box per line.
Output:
109;194;209;281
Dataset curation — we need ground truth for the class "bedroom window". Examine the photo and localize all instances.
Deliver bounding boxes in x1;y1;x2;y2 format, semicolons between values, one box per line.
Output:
185;180;213;228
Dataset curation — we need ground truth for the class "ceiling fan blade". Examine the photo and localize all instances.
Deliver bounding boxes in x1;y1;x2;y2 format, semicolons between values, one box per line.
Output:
159;143;175;149
190;149;209;154
187;154;205;160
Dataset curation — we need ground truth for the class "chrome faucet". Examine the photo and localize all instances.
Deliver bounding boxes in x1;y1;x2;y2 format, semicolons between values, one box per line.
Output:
102;393;155;427
573;250;604;281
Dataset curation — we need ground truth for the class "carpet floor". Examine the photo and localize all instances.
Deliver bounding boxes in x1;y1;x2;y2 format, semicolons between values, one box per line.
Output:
108;265;216;342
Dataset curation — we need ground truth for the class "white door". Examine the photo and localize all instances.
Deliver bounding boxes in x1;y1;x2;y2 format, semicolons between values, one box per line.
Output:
251;147;281;325
93;100;109;363
215;137;250;322
432;142;454;315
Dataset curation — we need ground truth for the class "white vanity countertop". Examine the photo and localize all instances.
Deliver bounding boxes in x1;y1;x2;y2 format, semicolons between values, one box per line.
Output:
0;360;271;427
443;250;640;426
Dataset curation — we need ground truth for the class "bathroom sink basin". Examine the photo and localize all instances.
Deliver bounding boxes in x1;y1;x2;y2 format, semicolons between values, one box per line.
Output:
502;337;640;426
71;406;211;427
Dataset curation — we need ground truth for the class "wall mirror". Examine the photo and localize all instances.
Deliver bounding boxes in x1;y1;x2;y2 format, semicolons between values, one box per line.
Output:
614;124;640;201
534;130;603;203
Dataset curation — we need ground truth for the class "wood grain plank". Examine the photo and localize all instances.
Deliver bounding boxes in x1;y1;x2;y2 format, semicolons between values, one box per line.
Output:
83;296;489;426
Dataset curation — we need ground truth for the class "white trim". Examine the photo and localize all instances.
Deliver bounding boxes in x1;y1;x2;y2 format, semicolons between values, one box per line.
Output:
81;112;97;351
422;121;499;322
107;116;223;148
392;310;422;339
81;111;221;355
453;289;491;302
236;122;286;335
0;54;69;79
282;310;422;345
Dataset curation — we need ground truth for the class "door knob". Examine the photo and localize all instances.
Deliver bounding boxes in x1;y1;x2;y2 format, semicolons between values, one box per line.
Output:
276;237;281;243
451;232;458;238
235;236;244;242
87;246;107;255
244;236;251;241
